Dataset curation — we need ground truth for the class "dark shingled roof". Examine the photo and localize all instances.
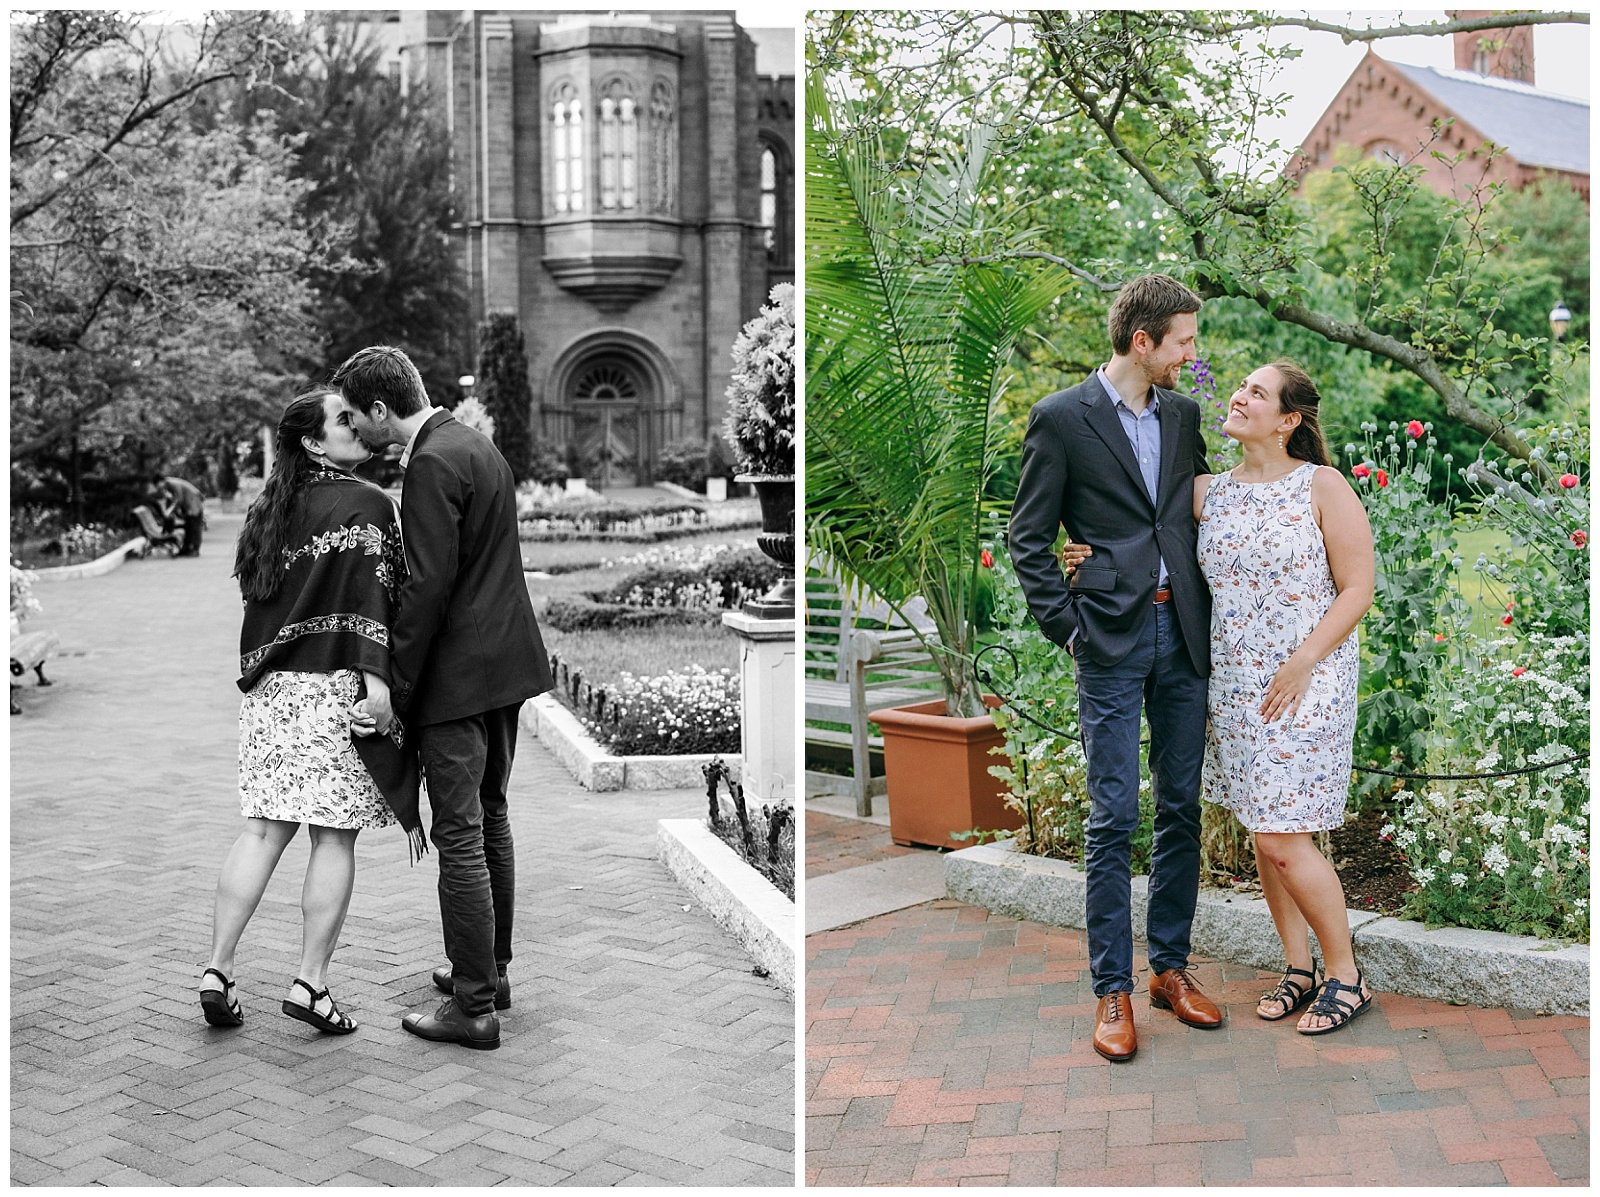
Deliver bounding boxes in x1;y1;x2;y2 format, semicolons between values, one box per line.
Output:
1389;61;1589;175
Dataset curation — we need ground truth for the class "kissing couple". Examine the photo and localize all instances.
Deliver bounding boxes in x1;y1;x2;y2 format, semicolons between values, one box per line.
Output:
1009;274;1378;1060
197;345;554;1051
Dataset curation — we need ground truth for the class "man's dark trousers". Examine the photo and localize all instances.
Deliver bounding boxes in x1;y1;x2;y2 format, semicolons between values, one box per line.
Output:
1074;601;1207;996
180;514;203;556
417;702;522;1017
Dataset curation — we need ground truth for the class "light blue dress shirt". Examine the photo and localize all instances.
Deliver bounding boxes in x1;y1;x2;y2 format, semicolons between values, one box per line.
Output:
1095;368;1168;587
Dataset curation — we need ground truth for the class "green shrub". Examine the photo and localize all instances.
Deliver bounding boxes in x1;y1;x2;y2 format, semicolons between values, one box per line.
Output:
543;596;718;632
478;313;534;481
655;438;710;491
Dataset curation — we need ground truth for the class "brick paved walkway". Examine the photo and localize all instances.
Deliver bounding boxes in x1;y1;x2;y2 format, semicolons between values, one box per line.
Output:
806;810;917;878
805;824;1587;1186
12;515;793;1186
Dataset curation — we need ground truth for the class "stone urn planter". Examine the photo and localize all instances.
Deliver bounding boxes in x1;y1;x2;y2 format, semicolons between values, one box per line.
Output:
737;474;795;619
867;695;1022;850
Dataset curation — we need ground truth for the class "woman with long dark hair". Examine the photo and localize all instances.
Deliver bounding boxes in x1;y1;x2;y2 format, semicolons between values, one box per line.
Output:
1194;360;1375;1034
198;388;421;1036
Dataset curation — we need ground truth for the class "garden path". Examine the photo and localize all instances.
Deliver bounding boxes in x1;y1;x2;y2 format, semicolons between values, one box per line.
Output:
11;511;794;1186
804;810;1588;1186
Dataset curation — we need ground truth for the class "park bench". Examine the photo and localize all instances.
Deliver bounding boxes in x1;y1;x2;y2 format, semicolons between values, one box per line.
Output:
10;626;61;715
804;560;942;817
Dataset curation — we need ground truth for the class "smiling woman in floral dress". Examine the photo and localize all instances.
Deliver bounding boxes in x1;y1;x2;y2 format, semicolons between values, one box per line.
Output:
1195;360;1375;1034
197;387;420;1037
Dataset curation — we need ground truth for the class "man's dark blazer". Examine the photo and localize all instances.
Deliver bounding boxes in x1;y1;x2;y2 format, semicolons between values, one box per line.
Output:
389;410;555;725
1008;374;1212;677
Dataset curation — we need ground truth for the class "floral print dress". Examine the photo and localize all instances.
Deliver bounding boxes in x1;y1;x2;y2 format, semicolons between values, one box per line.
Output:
1198;462;1359;832
239;670;397;829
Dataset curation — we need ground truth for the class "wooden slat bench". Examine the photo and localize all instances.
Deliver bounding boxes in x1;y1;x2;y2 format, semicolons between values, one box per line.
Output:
10;627;61;715
804;563;941;817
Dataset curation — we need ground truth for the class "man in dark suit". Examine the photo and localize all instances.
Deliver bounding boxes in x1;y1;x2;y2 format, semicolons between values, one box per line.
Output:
332;345;554;1050
1008;275;1222;1064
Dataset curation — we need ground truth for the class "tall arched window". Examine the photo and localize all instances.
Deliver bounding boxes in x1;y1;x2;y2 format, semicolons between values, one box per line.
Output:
599;80;639;212
760;146;778;251
552;84;585;214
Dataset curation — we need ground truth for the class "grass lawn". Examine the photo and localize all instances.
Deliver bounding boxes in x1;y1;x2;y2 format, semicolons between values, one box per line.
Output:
542;620;739;683
527;529;755;687
1450;524;1523;637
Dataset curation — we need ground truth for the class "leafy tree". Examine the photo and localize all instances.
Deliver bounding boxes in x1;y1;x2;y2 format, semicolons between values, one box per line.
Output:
201;16;468;400
809;9;1591;479
10;12;320;516
476;314;534;481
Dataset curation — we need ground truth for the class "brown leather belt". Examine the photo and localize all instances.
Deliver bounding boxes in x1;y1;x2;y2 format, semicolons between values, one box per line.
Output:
1153;587;1172;604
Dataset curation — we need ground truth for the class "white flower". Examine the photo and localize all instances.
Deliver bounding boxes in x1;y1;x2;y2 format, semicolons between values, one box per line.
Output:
1437;849;1452;864
1531;864;1546;878
1415;867;1437;884
1450;873;1467;887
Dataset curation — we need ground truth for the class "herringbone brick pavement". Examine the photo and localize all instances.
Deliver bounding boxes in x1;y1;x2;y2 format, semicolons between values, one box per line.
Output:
806;853;1587;1185
806;810;918;878
11;514;794;1186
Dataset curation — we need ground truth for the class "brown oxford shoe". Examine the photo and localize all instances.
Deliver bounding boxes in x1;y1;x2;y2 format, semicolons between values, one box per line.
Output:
1093;991;1138;1062
1149;967;1224;1028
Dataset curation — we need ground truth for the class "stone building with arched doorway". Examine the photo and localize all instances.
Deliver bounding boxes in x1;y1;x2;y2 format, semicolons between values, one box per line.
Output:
394;10;794;484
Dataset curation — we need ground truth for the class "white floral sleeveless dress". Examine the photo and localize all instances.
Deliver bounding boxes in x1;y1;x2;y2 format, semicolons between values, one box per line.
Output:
1197;462;1359;832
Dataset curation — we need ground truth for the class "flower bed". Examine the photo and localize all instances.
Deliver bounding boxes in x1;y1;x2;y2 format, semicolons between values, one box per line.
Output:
977;415;1591;944
10;522;122;570
548;650;740;756
515;481;759;541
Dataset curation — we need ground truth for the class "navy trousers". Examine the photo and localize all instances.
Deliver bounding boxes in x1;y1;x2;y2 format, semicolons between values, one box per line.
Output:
1073;602;1208;996
416;702;521;1017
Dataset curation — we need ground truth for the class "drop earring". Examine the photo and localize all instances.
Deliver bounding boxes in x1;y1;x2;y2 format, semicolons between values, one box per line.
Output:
1277;433;1285;452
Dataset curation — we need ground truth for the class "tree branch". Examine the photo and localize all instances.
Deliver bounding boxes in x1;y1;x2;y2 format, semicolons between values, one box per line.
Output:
1184;11;1588;44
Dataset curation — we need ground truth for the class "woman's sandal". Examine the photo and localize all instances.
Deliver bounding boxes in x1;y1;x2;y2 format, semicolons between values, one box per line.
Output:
1297;971;1373;1036
1257;966;1320;1021
281;978;358;1035
199;967;244;1028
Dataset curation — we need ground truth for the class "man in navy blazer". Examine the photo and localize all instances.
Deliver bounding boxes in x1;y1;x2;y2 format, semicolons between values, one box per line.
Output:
1008;275;1223;1064
334;345;554;1050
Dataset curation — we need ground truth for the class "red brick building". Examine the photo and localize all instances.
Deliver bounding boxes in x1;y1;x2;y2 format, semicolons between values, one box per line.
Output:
391;11;794;483
1287;16;1589;204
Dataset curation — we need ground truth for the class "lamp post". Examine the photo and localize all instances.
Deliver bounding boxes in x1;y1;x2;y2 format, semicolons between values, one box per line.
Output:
458;373;476;396
1549;302;1571;343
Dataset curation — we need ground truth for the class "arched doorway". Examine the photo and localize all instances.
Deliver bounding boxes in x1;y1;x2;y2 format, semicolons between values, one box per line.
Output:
544;331;681;490
571;358;646;488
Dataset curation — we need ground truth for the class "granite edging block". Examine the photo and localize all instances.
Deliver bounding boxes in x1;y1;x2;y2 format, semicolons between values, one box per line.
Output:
945;841;1588;1014
658;818;795;994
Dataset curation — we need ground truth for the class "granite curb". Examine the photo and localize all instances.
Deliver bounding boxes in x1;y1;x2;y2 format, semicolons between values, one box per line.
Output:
521;693;720;791
29;536;147;581
658;817;796;993
946;839;1589;1015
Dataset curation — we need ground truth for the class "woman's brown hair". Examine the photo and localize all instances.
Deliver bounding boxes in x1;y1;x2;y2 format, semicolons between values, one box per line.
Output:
1268;360;1331;467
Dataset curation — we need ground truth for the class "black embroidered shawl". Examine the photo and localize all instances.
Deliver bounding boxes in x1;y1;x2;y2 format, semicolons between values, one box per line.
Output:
237;468;425;858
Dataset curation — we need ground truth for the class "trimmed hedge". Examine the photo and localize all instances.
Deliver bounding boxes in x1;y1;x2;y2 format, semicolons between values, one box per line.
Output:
544;596;720;632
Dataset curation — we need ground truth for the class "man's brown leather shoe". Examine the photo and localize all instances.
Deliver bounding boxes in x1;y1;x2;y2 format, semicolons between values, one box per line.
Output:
1149;967;1223;1028
1093;992;1138;1062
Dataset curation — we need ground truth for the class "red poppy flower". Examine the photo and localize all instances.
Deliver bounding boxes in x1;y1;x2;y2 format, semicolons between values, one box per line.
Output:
1375;469;1389;487
1512;666;1527;677
1352;464;1372;479
1502;613;1514;626
981;549;994;568
1559;473;1580;488
1406;420;1424;438
1573;530;1588;549
1433;633;1446;642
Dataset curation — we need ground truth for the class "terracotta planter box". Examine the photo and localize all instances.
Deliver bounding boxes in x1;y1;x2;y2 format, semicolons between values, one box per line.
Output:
868;696;1022;850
